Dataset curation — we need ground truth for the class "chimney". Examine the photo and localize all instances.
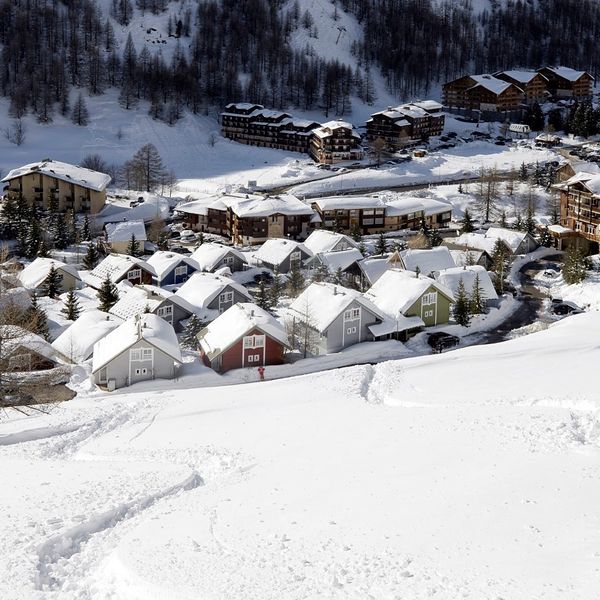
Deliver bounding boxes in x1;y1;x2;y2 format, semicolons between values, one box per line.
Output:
333;286;337;295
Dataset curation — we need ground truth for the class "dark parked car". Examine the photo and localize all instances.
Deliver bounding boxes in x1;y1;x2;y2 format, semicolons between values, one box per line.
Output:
552;302;583;316
427;331;460;353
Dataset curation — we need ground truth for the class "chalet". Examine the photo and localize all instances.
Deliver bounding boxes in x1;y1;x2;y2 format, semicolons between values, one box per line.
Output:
420;198;453;229
435;265;498;307
146;251;199;286
494;70;549;103
109;285;196;332
454;227;537;255
175;272;253;320
383;197;426;232
552;172;600;252
190;243;248;274
287;282;386;354
52;310;122;363
305;248;364;285
538;67;594;99
105;220;148;254
83;254;156;289
18;257;81;295
254;239;312;273
309;121;363;164
1;159;110;214
448;249;491;270
303;230;359;254
354;257;393;290
311;196;387;235
0;326;67;372
396;247;456;277
175;196;228;236
443;74;525;111
366;101;444;148
92;314;182;390
197;303;289;373
364;269;455;329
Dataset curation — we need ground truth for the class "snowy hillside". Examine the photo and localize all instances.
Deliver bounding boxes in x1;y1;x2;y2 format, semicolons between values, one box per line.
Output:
1;312;600;598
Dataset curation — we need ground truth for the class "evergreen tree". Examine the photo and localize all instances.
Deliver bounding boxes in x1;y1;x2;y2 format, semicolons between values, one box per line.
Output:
126;234;141;257
0;193;19;236
53;213;70;250
514;212;524;231
350;223;362;243
71;92;90;126
256;277;273;311
518;162;528;181
43;265;62;299
311;262;329;283
460;209;475;233
37;238;50;258
81;215;92;242
61;290;81;320
525;204;536;235
491;239;509;293
26;219;42;258
287;262;305;296
375;232;387;255
453;278;471;327
181;314;205;350
83;243;101;270
25;295;49;340
427;228;442;247
538;227;554;248
470;273;486;314
333;266;344;285
499;210;508;228
562;246;589;285
97;275;119;311
270;268;284;306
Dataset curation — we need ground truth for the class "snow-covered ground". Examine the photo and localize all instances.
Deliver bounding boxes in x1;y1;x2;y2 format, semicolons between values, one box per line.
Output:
1;312;600;599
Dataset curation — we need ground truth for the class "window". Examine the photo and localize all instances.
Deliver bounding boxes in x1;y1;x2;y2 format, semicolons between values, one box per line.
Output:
158;305;173;317
344;307;360;321
219;292;233;304
247;354;261;363
243;334;265;349
128;269;141;280
422;292;438;305
174;266;188;276
290;251;301;261
424;310;434;318
224;256;234;266
346;326;357;334
363;218;374;226
134;368;149;376
131;348;153;361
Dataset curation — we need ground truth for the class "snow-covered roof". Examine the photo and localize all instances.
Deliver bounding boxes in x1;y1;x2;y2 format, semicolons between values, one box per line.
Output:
52;310;122;362
198;303;289;360
1;159;111;191
222;193;314;218
311;248;363;273
535;133;561;142
412;100;443;112
399;247;456;275
544;66;592;82
368;315;425;337
313;196;386;211
288;282;386;333
435;265;498;301
313;121;361;140
146;251;199;280
357;257;392;286
547;224;574;235
225;102;264;111
0;326;66;364
89;254;156;284
564;172;600;195
453;232;497;255
175;196;227;216
92;313;182;373
449;249;485;267
109;286;163;321
254;239;312;267
175;272;252;311
105;220;147;243
469;74;515;95
303;230;359;254
364;269;454;317
498;70;543;84
18;258;81;290
384;197;427;217
485;227;530;253
190;243;247;272
418;198;453;217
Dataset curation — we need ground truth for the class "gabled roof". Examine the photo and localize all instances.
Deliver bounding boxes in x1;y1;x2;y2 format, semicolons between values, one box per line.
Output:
435;265;498;301
92;313;182;373
288;282;386;333
357;257;392;286
0;326;66;364
175;272;253;311
564;172;600;195
198;303;289;360
313;196;386;211
175;196;227;216
190;243;248;272
542;66;594;82
449;249;486;267
18;258;81;290
146;251;199;280
468;74;517;95
105;220;147;243
384;197;427;217
109;284;197;321
254;239;312;267
364;269;454;317
52;310;122;362
496;70;546;84
222;193;314;218
399;247;456;275
485;227;532;253
303;230;359;254
88;254;156;286
1;159;111;192
310;248;364;273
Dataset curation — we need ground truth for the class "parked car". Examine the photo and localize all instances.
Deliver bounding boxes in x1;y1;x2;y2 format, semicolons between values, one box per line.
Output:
169;245;192;255
179;230;196;242
552;302;583;316
427;331;460;353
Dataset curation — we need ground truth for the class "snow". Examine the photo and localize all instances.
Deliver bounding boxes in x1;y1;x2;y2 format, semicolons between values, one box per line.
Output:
108;286;162;321
498;69;541;84
485;227;531;253
364;269;454;316
563;171;600;195
313;196;386;210
92;313;182;373
368;314;425;336
310;248;363;273
175;273;253;312
449;249;486;266
105;220;147;243
198;303;289;359
190;243;248;272
469;74;513;95
223;193;314;218
0;326;66;364
87;254;156;287
302;230;359;254
95;192;172;226
435;265;498;300
287;282;385;333
400;246;456;275
254;239;312;267
1;159;111;191
357;256;393;285
51;310;122;363
454;231;497;255
145;251;199;281
18;258;81;290
545;66;591;82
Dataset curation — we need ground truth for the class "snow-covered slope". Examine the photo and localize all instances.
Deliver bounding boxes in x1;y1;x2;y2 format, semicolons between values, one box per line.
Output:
1;312;599;598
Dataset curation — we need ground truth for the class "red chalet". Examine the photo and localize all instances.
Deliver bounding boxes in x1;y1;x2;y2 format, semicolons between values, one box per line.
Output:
197;303;289;373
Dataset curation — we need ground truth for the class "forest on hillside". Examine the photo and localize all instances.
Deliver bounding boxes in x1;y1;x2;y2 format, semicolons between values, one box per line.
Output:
0;0;599;124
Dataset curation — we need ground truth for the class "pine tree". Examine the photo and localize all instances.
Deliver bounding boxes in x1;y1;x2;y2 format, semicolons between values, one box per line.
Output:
499;210;508;228
61;290;82;320
181;314;205;350
53;213;70;250
350;223;362;243
81;216;92;242
375;232;387;255
37;238;50;258
71;92;90;126
514;212;524;231
491;239;509;293
270;268;284;306
460;209;475;233
311;262;329;283
525;204;536;235
256;277;273;311
0;193;19;236
83;243;100;270
453;278;471;327
25;295;49;340
287;261;305;296
97;275;119;311
563;246;589;285
43;265;62;299
333;266;344;285
518;162;528;181
126;234;141;257
26;219;42;258
538;227;554;248
469;273;486;314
